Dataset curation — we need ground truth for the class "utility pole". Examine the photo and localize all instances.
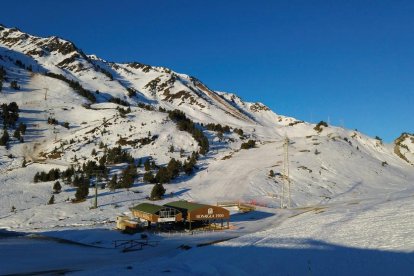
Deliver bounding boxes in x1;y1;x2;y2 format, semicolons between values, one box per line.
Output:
91;171;102;209
94;178;98;209
281;136;291;208
44;88;48;100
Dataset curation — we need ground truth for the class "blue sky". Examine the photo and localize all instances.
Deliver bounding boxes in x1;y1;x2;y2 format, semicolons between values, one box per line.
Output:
1;0;413;141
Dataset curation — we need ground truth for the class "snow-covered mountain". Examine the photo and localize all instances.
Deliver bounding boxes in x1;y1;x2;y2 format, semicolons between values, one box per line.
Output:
0;25;413;231
1;25;414;275
0;25;288;127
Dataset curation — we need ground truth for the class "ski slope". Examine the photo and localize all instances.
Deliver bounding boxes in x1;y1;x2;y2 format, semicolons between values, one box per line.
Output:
2;192;414;275
0;25;413;275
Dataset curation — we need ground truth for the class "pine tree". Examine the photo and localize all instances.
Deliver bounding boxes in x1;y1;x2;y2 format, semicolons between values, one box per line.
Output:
34;172;40;183
120;165;136;189
108;174;118;191
74;178;89;202
48;195;55;205
99;155;106;166
155;167;170;184
13;129;21;139
121;174;134;189
167;158;181;179
53;181;62;193
17;122;27;135
240;140;256;150
7;102;19;114
0;130;9;146
143;171;155;183
62;166;75;182
144;159;151;171
10;80;19;90
150;183;166;200
183;153;197;175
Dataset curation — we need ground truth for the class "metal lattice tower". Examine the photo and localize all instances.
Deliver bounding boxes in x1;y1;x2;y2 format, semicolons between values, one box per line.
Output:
281;136;291;208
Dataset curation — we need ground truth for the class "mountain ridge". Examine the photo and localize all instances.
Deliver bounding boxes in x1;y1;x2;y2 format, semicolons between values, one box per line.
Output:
0;25;284;128
0;25;413;232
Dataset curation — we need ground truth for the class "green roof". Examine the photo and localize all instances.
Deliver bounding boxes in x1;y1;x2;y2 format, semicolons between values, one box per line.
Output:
164;201;210;212
131;203;164;214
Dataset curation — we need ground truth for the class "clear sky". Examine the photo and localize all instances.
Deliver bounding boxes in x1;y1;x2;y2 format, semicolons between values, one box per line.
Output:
1;0;413;142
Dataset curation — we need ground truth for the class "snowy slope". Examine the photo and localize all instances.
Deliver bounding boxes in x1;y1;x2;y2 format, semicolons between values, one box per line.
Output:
2;192;414;275
0;25;414;275
0;24;413;228
121;192;414;276
0;25;284;128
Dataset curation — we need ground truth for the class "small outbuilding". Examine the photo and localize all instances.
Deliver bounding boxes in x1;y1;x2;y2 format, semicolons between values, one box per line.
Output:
164;201;230;230
131;203;182;225
116;216;138;231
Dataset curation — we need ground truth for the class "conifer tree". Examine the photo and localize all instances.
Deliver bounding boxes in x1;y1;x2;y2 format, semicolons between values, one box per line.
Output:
17;122;26;135
74;178;89;202
144;159;151;171
143;171;155;183
150;183;166;200
108;174;118;191
13;129;21;140
10;80;19;90
240;140;256;150
34;172;40;183
0;130;9;146
167;158;181;179
120;165;136;189
155;167;170;184
53;181;62;194
48;195;55;205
